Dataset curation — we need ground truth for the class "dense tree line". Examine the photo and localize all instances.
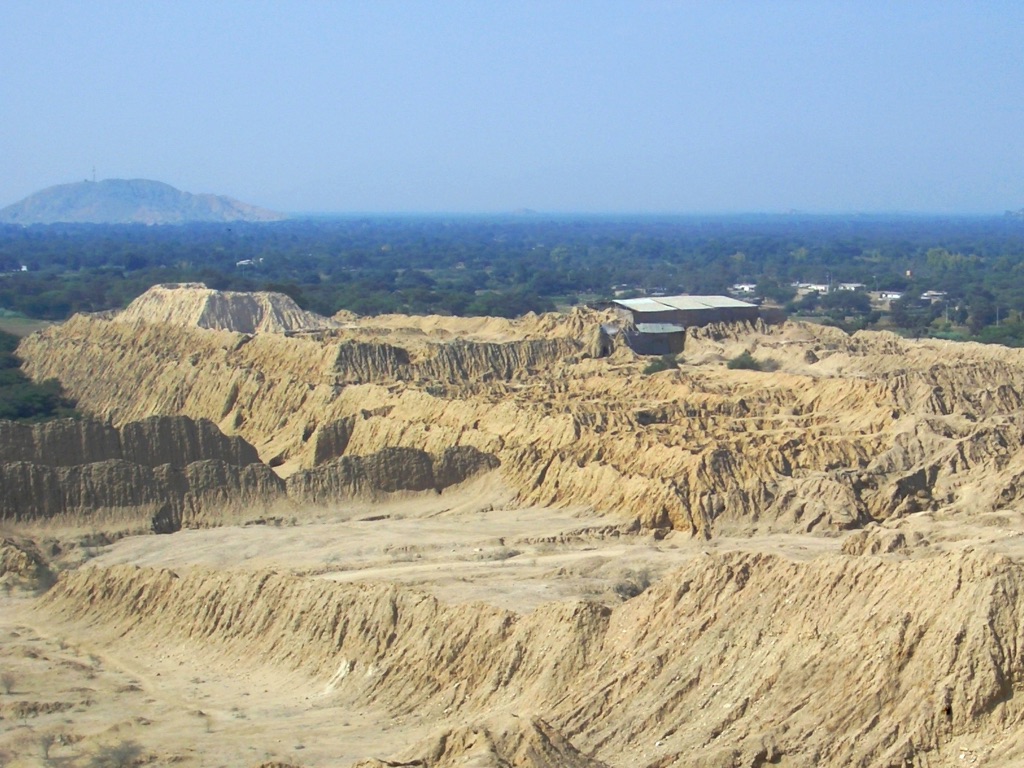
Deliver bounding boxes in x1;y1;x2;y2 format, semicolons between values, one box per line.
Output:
0;215;1023;341
0;330;76;420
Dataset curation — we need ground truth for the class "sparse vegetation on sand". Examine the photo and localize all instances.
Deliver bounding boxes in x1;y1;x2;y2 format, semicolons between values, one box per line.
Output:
726;349;762;370
642;354;679;374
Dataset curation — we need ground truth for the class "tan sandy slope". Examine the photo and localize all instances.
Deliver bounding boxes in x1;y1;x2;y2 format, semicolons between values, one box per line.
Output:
6;530;1024;768
18;284;1024;537
8;287;1024;766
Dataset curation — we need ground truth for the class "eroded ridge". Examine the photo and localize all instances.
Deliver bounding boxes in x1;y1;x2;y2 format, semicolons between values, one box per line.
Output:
37;550;1024;767
18;297;1024;537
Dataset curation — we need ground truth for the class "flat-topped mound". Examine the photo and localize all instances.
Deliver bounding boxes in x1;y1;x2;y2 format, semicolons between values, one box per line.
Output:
334;305;617;343
115;282;340;334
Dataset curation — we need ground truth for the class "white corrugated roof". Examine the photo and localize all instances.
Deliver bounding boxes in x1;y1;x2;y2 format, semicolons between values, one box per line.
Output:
654;296;714;311
700;295;758;309
658;295;755;310
615;294;756;313
613;298;674;312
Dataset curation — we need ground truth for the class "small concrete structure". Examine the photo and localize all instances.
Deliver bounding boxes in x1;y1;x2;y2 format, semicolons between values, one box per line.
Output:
626;322;688;355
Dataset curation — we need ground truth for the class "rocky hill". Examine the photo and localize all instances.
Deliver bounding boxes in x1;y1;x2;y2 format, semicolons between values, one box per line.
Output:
0;178;285;225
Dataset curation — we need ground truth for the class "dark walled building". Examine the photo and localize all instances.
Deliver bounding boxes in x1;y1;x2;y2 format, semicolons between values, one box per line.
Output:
613;295;759;354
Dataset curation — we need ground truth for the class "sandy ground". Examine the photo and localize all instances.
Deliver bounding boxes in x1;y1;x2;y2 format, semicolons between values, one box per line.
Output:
67;477;847;613
0;480;620;767
7;476;1024;767
0;478;833;768
0;592;426;767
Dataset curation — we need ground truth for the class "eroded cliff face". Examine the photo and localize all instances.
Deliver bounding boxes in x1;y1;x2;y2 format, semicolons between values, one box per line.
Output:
42;550;1024;767
20;307;1024;537
286;446;500;505
0;414;500;532
0;415;260;468
16;289;1024;767
0;416;283;531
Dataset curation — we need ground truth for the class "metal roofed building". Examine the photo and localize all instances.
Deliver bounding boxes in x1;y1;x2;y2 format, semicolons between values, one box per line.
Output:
612;297;680;324
614;294;759;329
613;294;759;355
635;322;688;334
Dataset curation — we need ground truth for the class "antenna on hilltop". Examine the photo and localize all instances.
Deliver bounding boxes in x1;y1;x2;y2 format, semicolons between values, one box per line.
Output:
92;166;96;183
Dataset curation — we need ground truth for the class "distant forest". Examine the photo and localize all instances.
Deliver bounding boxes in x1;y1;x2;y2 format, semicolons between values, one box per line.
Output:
2;214;1024;344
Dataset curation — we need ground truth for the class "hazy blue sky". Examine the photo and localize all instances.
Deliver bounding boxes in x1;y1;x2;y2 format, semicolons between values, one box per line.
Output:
2;2;1022;214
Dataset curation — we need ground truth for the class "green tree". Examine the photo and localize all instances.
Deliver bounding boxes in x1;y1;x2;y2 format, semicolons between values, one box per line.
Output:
821;290;871;315
755;277;796;304
727;351;762;371
967;288;997;335
0;331;77;421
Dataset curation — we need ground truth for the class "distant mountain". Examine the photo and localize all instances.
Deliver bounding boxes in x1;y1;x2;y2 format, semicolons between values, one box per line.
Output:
0;179;286;225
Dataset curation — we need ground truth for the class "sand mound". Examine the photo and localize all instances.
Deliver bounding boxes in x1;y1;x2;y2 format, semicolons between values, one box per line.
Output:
334;305;616;343
352;716;606;768
115;282;340;333
0;536;51;588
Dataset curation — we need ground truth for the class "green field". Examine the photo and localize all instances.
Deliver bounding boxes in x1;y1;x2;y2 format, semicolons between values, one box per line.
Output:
0;311;54;337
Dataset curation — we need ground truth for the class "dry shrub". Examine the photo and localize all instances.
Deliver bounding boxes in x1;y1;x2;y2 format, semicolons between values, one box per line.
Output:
89;739;142;768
